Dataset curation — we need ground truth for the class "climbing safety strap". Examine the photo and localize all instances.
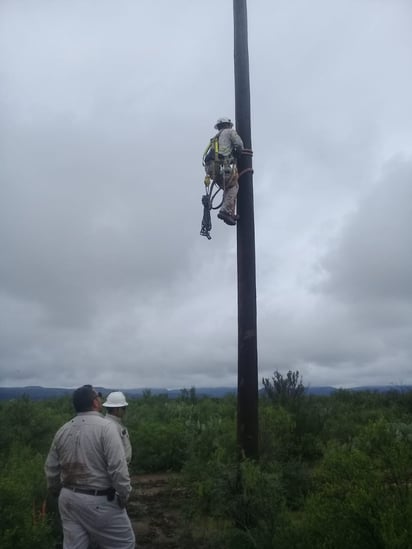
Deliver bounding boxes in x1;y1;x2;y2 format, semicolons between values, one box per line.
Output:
202;134;219;165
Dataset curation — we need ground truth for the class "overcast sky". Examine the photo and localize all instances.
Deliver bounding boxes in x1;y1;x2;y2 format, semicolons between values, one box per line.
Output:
1;0;412;390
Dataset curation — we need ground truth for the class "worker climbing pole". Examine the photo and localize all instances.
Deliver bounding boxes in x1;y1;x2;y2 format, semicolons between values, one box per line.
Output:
200;117;244;239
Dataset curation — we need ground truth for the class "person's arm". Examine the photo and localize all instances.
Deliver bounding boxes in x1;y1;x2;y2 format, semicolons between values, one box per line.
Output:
231;129;244;156
103;422;132;506
44;438;62;496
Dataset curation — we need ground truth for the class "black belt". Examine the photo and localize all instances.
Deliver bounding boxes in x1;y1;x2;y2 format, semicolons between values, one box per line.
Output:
64;486;111;496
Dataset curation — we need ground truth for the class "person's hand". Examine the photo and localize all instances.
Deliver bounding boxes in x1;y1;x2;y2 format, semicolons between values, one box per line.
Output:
117;495;127;509
48;486;61;498
233;146;243;159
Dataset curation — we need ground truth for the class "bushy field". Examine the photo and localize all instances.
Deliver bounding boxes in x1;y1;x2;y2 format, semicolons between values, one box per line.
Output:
1;375;412;548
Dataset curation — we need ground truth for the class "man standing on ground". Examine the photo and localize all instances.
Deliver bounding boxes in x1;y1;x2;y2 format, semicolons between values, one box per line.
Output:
45;384;135;549
102;391;132;466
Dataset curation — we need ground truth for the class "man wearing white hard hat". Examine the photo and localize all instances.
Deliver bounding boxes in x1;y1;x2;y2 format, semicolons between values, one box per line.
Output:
203;117;244;226
103;391;132;465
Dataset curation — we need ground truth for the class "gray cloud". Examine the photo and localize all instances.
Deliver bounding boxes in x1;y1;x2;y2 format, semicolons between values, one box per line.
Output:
1;0;412;389
257;158;412;388
321;158;412;303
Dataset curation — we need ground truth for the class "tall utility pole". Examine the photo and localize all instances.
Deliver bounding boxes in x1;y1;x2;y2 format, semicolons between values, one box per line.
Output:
233;0;259;460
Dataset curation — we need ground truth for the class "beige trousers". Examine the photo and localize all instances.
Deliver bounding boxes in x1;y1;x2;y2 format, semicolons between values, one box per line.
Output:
219;168;239;215
58;488;135;549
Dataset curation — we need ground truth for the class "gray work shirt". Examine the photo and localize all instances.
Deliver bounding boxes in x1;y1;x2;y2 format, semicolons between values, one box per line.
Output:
44;411;131;503
105;414;132;465
217;128;244;157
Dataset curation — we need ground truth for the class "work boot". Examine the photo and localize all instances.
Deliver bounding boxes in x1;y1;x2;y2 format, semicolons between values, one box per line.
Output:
218;210;237;226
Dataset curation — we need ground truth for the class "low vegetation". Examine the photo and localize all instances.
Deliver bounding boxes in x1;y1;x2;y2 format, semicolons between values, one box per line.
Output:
1;372;412;548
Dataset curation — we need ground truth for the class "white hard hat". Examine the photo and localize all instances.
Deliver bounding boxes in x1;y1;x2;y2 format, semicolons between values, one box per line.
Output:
102;391;128;407
214;117;233;129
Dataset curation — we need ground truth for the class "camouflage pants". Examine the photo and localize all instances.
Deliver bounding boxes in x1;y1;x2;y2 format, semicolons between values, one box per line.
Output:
205;160;239;216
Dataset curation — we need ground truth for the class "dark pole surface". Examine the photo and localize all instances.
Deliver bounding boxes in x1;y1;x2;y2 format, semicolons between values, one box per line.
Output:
233;0;259;460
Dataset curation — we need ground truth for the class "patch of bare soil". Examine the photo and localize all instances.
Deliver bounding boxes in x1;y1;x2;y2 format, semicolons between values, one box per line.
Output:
128;473;191;548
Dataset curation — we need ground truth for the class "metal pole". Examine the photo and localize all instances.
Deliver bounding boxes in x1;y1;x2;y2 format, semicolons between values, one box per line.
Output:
233;0;259;460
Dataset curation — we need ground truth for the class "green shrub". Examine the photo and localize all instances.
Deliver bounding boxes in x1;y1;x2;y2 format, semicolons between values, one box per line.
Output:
0;396;67;457
131;419;188;472
300;419;412;548
184;458;290;549
0;444;56;549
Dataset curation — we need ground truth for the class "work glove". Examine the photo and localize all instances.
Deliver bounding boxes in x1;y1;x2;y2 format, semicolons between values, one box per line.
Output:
232;146;243;159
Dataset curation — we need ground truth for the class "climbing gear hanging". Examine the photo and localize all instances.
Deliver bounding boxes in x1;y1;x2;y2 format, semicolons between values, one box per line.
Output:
200;194;212;240
200;177;223;239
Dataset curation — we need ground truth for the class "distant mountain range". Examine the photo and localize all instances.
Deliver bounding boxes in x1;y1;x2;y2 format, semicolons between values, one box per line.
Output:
0;385;411;401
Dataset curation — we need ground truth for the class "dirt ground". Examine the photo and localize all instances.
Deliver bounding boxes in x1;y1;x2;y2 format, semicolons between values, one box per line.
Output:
128;473;193;548
52;473;223;548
